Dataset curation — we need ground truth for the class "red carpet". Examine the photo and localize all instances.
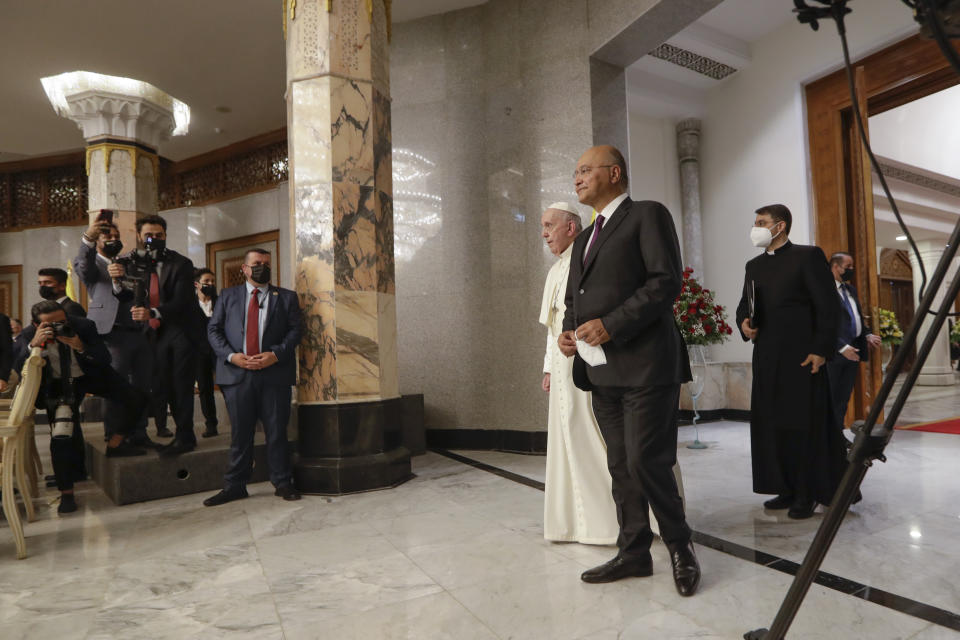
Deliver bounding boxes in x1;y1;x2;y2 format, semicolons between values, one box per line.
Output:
896;416;960;434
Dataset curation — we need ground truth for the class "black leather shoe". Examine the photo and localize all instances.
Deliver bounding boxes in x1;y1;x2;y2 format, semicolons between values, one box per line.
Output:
763;494;794;510
156;426;174;438
787;500;816;519
201;426;219;438
580;555;653;583
275;484;302;501
58;494;77;514
158;438;196;457
105;441;147;457
128;434;162;449
670;542;701;597
203;487;249;507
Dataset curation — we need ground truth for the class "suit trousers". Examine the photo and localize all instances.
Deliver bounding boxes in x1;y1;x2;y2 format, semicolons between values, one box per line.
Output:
826;357;859;433
590;383;690;559
221;372;293;490
45;370;146;491
196;352;218;428
102;327;153;438
152;327;197;445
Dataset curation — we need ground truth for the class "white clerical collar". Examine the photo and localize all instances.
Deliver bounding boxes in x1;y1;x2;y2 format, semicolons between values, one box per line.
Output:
596;193;628;222
559;242;574;261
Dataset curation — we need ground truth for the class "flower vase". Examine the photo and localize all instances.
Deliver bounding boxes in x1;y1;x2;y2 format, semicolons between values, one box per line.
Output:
686;345;708;450
881;343;894;376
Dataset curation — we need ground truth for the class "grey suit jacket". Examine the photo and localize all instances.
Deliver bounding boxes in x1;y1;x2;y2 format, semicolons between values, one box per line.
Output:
73;243;120;334
562;197;692;390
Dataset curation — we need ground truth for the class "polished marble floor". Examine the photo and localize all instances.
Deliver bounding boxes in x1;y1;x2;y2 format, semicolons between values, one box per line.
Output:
1;421;958;639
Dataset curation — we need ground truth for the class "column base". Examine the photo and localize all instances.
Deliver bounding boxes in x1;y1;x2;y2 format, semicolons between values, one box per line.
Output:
916;371;957;386
294;398;413;494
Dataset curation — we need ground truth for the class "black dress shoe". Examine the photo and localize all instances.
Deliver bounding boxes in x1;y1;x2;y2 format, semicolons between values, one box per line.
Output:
159;438;196;457
763;494;794;510
105;441;147;457
275;484;302;501
127;434;162;449
156;426;174;438
203;487;249;507
787;500;816;519
58;494;77;514
669;542;701;597
201;426;219;438
581;555;653;583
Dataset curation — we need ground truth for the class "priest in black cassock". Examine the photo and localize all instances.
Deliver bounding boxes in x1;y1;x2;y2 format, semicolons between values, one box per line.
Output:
735;204;847;520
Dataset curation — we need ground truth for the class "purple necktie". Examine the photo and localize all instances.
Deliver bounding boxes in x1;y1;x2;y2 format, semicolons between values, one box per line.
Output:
583;214;606;265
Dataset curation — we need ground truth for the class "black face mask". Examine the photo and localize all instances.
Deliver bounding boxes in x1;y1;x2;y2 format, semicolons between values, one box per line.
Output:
101;240;123;259
841;267;854;282
39;286;59;300
249;264;271;285
143;236;166;259
200;284;217;298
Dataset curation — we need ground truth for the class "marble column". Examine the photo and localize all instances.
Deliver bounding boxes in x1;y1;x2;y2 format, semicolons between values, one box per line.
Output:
909;241;958;386
285;0;410;493
40;72;188;248
677;118;703;277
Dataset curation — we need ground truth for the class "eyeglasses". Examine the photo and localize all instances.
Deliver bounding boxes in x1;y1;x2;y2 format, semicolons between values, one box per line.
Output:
573;164;614;179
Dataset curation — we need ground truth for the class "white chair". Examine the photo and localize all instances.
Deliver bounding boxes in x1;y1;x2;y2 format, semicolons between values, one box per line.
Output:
0;347;44;559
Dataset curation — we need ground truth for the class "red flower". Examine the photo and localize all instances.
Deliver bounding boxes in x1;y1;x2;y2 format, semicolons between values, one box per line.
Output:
681;314;689;323
714;305;723;313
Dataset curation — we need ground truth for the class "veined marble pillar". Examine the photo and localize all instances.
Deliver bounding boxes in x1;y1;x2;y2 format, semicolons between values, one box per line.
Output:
909;241;958;386
40;72;188;248
677;119;703;277
285;0;410;493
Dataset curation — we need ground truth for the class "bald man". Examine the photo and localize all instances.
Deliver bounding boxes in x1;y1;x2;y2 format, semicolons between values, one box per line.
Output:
558;145;699;596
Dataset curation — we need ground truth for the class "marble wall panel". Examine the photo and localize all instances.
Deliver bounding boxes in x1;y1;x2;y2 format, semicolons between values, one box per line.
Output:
335;289;381;400
370;0;390;99
377;292;400;399
297;257;338;403
725;362;753;411
286;0;331;81
135;155;158;214
290;78;333;187
330;77;373;186
333;182;377;291
373;88;392;197
329;0;372;81
679;362;726;412
87;148;137;211
375;191;395;294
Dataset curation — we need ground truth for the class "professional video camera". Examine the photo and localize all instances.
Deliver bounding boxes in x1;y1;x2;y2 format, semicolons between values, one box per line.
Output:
114;237;166;308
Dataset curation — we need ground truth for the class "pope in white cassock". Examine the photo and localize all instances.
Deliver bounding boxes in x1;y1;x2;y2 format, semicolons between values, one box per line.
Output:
539;202;684;544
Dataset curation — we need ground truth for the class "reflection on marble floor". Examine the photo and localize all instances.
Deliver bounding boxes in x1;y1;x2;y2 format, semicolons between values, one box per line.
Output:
886;373;960;424
1;422;957;639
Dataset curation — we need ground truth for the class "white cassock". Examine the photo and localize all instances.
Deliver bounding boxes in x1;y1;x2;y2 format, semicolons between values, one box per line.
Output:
540;243;684;544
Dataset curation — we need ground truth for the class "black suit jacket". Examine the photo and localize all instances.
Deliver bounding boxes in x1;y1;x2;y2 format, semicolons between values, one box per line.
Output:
563;197;692;390
835;282;870;363
59;297;87;319
13;315;112;376
0;312;11;383
116;249;203;345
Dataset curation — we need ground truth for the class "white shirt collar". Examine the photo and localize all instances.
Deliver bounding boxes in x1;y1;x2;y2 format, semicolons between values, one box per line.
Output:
246;281;268;296
835;279;844;290
596;193;628;222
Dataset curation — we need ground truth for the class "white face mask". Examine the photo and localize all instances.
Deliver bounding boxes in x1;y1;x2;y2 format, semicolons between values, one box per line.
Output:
750;224;781;248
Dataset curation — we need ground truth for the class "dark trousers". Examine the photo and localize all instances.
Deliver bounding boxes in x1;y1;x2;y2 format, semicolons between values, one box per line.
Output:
196;352;218;428
826;357;859;432
102;327;153;438
45;370;146;491
152;328;197;445
221;372;292;490
591;383;691;559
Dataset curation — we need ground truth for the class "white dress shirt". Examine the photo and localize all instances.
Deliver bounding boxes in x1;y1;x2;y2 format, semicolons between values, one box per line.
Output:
583;193;628;263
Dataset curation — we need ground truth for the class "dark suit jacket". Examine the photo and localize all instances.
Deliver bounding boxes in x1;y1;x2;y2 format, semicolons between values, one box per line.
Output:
0;313;11;383
562;197;692;390
207;284;302;387
74;242;122;333
835;282;870;363
59;297;86;319
115;249;203;345
14;315;112;376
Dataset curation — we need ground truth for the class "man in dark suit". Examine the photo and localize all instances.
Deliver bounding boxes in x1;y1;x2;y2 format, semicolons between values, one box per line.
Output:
826;252;881;438
37;268;86;318
0;312;12;394
110;214;202;456
75;218;169;445
203;248;302;506
558;145;699;596
194;267;219;438
14;301;146;513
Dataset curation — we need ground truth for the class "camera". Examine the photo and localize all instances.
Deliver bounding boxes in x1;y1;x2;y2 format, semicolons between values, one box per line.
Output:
48;321;75;339
115;248;158;308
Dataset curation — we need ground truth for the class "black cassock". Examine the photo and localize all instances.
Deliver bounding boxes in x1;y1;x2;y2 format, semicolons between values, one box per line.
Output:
735;241;847;504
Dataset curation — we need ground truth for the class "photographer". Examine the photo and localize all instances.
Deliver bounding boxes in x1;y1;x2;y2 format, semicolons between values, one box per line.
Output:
74;215;167;446
109;214;202;457
37;268;85;318
14;301;147;514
